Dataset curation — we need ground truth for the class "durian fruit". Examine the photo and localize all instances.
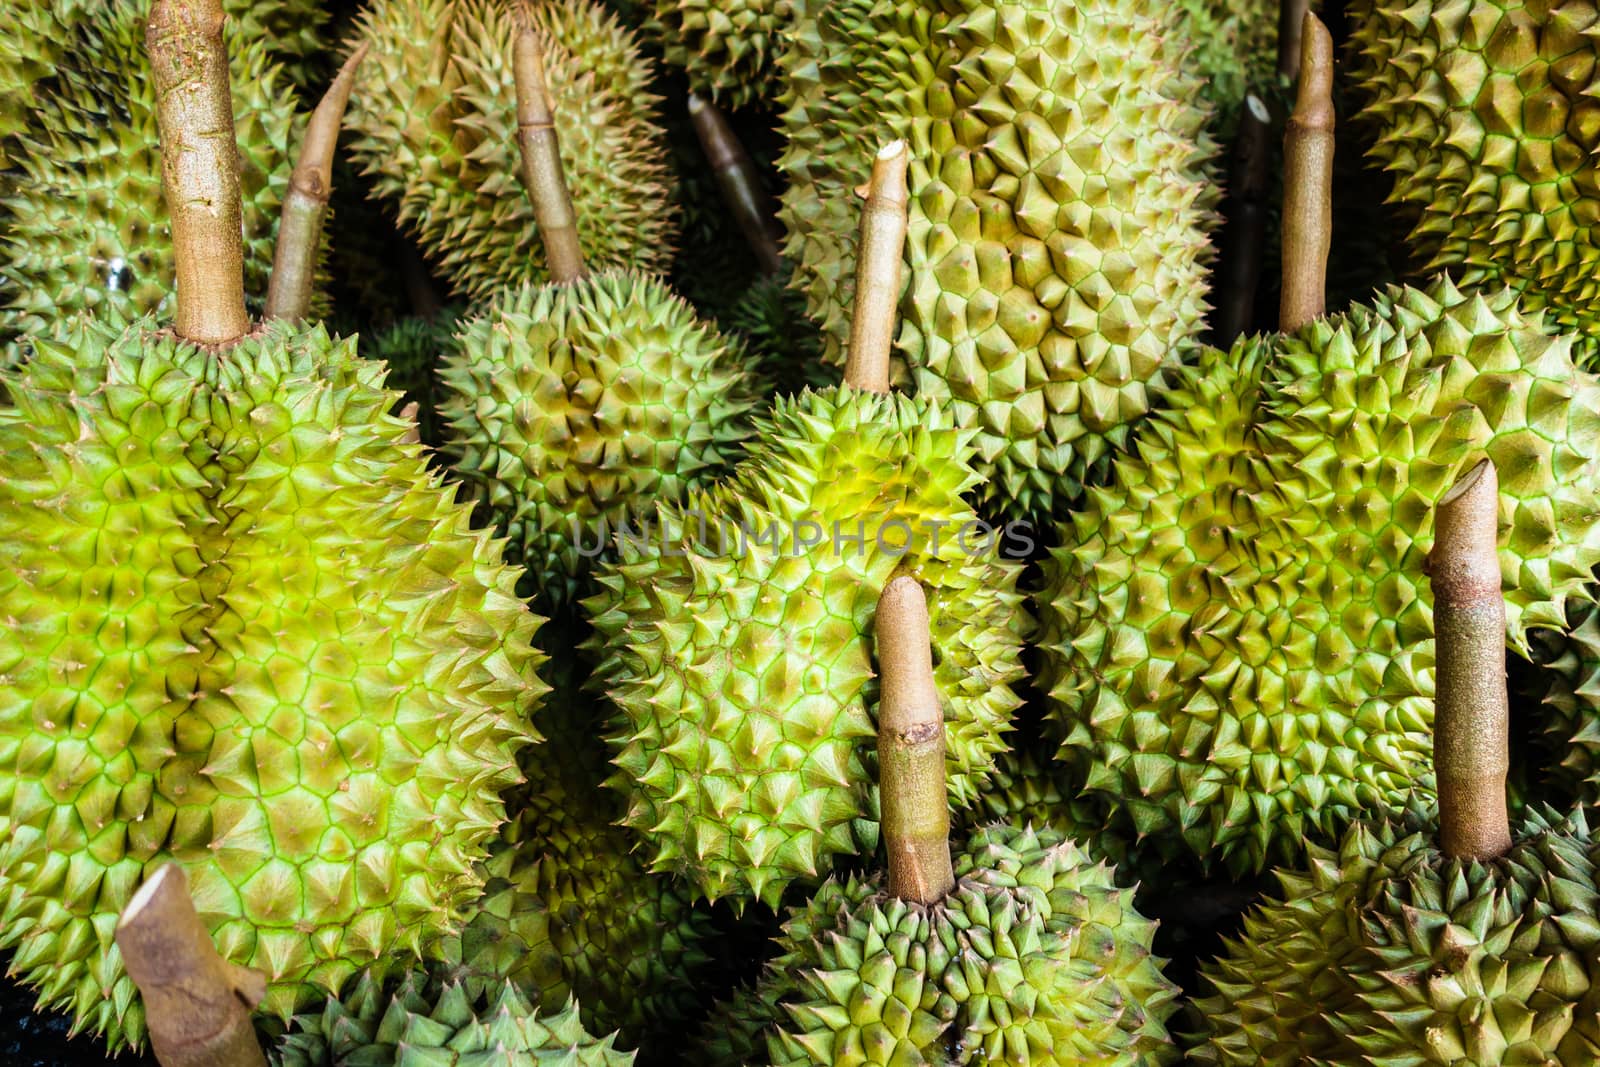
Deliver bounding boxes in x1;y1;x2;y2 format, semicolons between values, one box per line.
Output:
721;578;1181;1065
724;271;838;396
1194;460;1600;1065
1531;600;1600;802
1173;0;1285;118
778;0;1217;514
647;0;792;110
0;6;546;1050
1347;0;1600;359
440;27;757;604
358;312;461;447
585;144;1028;907
346;0;678;305
1;0;308;359
275;971;634;1066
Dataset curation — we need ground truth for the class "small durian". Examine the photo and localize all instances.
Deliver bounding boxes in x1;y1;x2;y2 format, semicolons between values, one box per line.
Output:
439;26;757;603
778;0;1217;514
725;579;1181;1065
346;0;677;304
275;971;633;1067
1194;460;1600;1066
585;143;1027;907
647;0;793;110
1531;600;1600;803
357;311;461;447
0;15;546;1051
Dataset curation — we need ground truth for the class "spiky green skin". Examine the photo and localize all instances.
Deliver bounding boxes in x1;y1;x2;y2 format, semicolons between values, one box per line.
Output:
742;825;1179;1065
433;663;716;1043
1172;0;1300;126
647;0;794;109
347;0;677;306
1195;806;1600;1065
360;313;461;448
1348;0;1600;359
585;387;1028;906
1039;279;1600;877
1533;600;1600;803
0;316;547;1051
441;271;758;603
276;972;634;1067
0;4;308;360
723;272;837;397
778;0;1216;515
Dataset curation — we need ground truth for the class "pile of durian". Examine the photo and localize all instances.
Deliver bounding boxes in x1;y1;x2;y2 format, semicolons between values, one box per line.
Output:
9;0;1600;1064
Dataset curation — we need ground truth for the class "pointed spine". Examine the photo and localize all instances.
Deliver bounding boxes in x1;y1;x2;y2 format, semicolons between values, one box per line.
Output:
513;19;584;283
264;43;369;321
689;93;784;275
147;0;249;344
1430;460;1512;861
1278;12;1333;334
1216;95;1272;345
877;576;954;905
844;140;908;394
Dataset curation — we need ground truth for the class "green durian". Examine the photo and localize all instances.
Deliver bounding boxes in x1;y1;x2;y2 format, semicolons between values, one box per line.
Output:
723;271;838;397
777;0;1217;514
275;971;634;1067
1530;600;1600;803
1347;0;1600;359
647;0;794;110
345;0;678;305
1038;278;1600;877
1;2;308;359
358;312;460;448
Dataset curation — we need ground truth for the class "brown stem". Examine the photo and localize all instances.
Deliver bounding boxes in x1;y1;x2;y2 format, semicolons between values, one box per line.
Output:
1429;459;1512;861
688;93;784;276
876;576;954;905
115;865;269;1067
513;21;584;283
264;43;370;322
147;0;249;345
1276;0;1310;81
1215;94;1273;346
844;140;908;394
1278;12;1333;334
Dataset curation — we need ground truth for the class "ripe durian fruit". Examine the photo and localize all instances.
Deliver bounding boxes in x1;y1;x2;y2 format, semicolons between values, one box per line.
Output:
1173;0;1284;116
1194;461;1600;1065
585;145;1028;907
346;0;677;305
647;0;790;110
0;8;546;1050
1347;0;1600;358
358;312;460;447
440;28;757;603
778;0;1216;514
725;272;838;396
0;0;307;358
276;971;634;1066
1531;601;1600;802
722;579;1180;1065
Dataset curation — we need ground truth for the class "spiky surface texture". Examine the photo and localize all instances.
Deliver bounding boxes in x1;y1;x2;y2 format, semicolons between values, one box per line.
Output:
1534;600;1600;803
347;0;677;305
1173;0;1284;121
0;3;306;358
1195;806;1600;1065
360;313;460;447
586;387;1028;906
778;0;1215;514
738;825;1179;1065
724;272;837;397
1348;0;1600;359
0;316;547;1051
1039;279;1600;877
276;971;634;1066
647;0;792;109
433;662;716;1043
441;271;758;603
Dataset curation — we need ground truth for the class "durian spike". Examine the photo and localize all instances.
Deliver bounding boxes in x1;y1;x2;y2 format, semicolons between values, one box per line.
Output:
844;140;908;394
512;18;585;284
1276;0;1310;80
147;0;249;345
1429;459;1512;860
1215;93;1272;345
688;93;784;276
115;865;269;1067
1278;12;1333;334
264;42;369;322
876;576;955;905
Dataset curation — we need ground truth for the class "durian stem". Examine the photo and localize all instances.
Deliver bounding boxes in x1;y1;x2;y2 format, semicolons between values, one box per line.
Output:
877;576;954;906
264;43;369;322
844;140;908;395
1278;12;1333;334
1216;94;1273;345
1276;0;1310;80
1430;459;1512;861
513;21;585;284
688;93;785;276
115;865;269;1067
147;0;250;345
